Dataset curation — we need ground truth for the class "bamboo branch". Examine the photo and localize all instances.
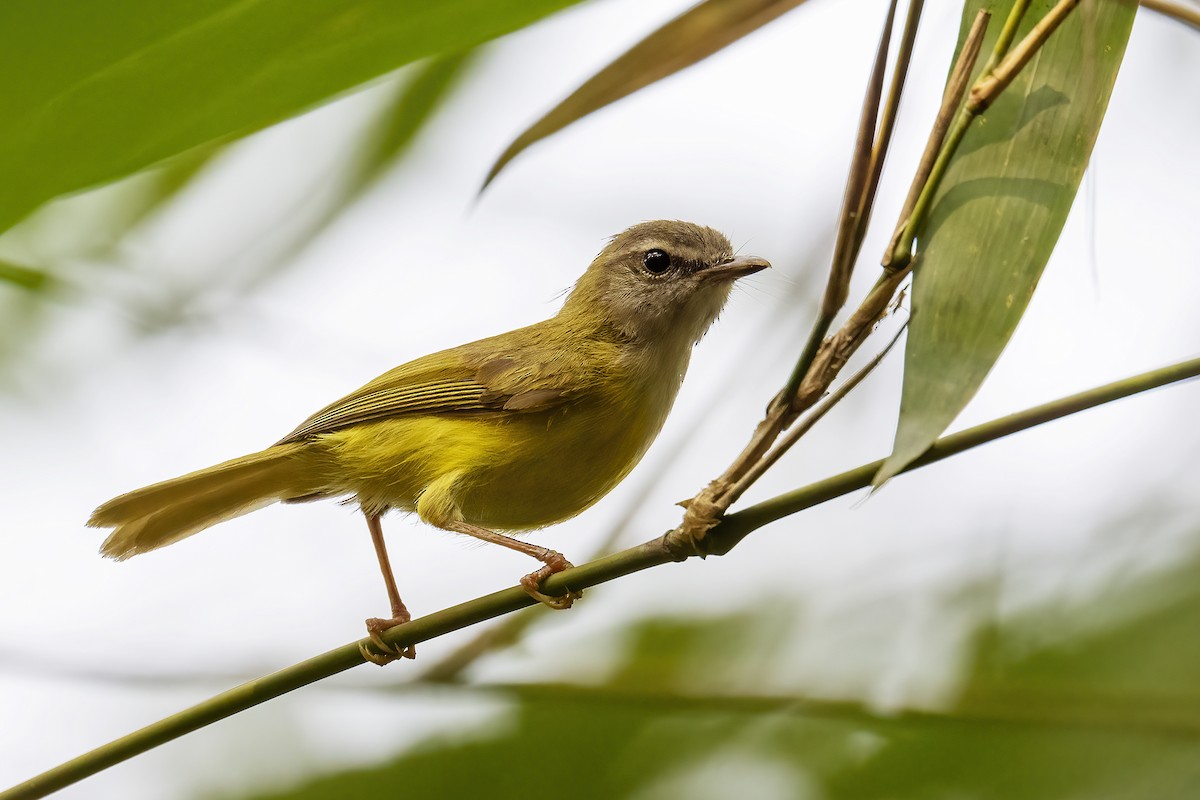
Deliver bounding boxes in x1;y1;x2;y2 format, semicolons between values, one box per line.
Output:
677;0;1074;549
824;0;898;314
6;356;1199;800
969;0;1081;113
786;0;922;403
678;0;936;546
710;357;1200;552
1139;0;1200;31
982;0;1033;73
889;0;1082;268
725;321;907;504
883;8;990;268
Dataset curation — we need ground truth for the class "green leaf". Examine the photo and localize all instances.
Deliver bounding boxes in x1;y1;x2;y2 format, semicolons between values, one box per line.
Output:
875;0;1135;486
246;546;1200;799
0;260;51;292
482;0;813;189
0;0;583;235
106;145;222;238
253;52;476;279
342;52;477;203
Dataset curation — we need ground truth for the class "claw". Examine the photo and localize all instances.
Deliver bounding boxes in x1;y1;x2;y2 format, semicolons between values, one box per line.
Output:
367;621;398;653
362;616;416;665
519;555;581;609
521;583;581;609
359;641;400;666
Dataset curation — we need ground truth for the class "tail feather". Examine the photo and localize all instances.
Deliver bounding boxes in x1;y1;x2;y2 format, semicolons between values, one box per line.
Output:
89;444;321;560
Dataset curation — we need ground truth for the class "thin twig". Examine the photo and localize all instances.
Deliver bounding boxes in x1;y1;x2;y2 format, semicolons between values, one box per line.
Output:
676;264;910;545
852;0;927;261
726;319;907;503
970;0;1082;113
686;0;1080;561
826;0;898;313
1139;0;1200;31
883;9;990;268
785;0;915;404
981;0;1033;74
688;1;926;543
793;267;910;408
708;357;1200;552
888;0;1081;269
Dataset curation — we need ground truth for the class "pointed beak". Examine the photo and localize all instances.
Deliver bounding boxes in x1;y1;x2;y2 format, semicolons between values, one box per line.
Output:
701;255;771;282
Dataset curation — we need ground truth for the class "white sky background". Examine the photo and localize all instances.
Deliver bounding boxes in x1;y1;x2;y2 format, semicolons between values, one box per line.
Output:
1;0;1199;797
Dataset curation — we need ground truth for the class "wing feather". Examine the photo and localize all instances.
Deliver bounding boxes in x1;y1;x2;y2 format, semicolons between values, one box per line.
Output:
275;327;584;444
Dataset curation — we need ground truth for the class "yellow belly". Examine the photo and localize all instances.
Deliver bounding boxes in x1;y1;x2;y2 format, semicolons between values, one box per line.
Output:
317;383;672;530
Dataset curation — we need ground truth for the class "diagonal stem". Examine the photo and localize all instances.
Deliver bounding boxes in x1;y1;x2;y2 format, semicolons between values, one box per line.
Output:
7;356;1198;800
889;0;1083;269
884;8;990;268
785;0;921;404
1138;0;1200;31
724;321;907;505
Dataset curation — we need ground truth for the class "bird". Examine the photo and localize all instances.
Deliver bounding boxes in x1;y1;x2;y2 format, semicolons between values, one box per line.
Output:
88;220;770;664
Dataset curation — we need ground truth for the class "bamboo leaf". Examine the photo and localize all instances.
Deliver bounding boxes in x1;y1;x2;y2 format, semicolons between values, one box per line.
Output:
482;0;812;189
248;53;476;284
874;0;1135;486
0;261;51;293
87;144;224;258
0;0;582;235
346;53;476;200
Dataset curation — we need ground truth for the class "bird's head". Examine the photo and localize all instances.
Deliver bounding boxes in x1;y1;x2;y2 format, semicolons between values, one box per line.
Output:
563;220;769;346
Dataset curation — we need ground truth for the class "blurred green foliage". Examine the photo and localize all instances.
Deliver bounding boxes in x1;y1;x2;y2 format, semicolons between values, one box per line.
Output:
243;540;1200;800
0;46;475;377
0;0;580;234
0;260;51;292
260;52;476;276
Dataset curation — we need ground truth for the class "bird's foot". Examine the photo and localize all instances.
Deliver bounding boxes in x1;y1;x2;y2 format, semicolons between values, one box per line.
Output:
359;614;416;666
519;551;581;610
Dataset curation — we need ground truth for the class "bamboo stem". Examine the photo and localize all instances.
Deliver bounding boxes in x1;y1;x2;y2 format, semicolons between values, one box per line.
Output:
1138;0;1200;31
7;356;1198;800
884;8;990;268
889;0;1082;268
785;0;922;403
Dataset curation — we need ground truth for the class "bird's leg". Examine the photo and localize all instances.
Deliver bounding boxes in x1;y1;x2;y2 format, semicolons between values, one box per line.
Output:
360;510;416;665
446;521;581;609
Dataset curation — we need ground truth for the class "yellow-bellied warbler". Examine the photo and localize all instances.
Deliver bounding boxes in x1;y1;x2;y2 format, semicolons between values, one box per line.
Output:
89;220;769;663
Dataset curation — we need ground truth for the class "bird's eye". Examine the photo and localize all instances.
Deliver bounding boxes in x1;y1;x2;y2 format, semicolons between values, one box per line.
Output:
642;249;671;274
